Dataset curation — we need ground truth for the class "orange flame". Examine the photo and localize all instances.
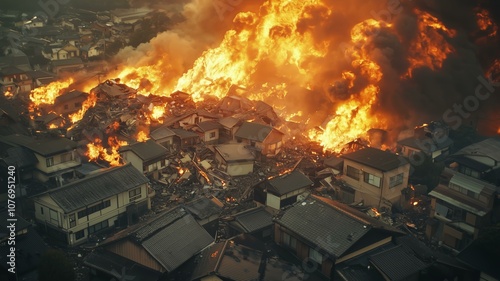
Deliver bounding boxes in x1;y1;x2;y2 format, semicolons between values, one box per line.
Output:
69;92;97;123
136;130;149;142
476;8;498;37
29;78;74;106
86;136;128;166
405;9;456;78
4;89;14;98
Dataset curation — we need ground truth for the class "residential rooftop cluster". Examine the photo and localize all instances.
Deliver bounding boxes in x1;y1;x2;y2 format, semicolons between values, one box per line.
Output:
0;4;499;281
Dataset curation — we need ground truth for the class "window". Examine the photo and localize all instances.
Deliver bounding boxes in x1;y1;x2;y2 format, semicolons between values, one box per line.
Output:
346;165;360;180
75;230;84;240
49;209;58;225
309;248;323;264
40;207;44;215
88;220;109;234
209;132;216;138
46;157;54;167
129;187;142;202
61;152;73;163
363;172;381;188
77;200;111;219
449;183;479;200
282;232;297;251
69;213;76;228
459;166;480;179
389;173;404;188
74;102;82;108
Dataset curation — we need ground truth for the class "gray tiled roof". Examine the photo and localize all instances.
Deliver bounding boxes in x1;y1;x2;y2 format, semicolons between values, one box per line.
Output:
274;195;397;258
120;139;168;162
3;146;37;168
342;147;408;172
84;249;162;280
369;245;428;281
45;164;148;213
196;120;221;132
2;134;77;157
267;170;313;196
185;196;222;220
54;90;87;104
150;126;175;140
141;208;213;272
171;128;199;139
231;207;273;233
234;122;273;142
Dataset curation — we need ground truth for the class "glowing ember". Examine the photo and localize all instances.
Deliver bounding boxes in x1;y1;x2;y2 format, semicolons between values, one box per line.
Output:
405;9;456;78
413;201;419;206
86;136;128;166
69;92;97;123
29;78;74;106
4;89;14;98
48;124;58;129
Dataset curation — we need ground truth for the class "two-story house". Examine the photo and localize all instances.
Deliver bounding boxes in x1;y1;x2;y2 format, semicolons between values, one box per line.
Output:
119;139;169;179
33;164;150;246
254;169;313;209
192;120;221;144
274;195;404;279
426;168;496;251
341;147;410;209
0;66;32;96
1;134;81;187
214;143;255;176
234;121;284;157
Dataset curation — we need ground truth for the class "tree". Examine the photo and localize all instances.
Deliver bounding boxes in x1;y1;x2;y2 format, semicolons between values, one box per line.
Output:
38;249;75;281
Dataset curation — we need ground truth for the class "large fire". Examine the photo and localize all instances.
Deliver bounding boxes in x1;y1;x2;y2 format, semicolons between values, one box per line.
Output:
86;136;128;166
24;0;500;164
69;92;97;123
29;78;74;106
405;9;456;78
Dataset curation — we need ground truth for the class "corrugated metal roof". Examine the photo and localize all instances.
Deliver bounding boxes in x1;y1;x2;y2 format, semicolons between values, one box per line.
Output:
369;245;429;281
267;170;313;196
449;170;496;194
142;212;213;272
456;138;500;162
46;164;148;213
342;147;408;172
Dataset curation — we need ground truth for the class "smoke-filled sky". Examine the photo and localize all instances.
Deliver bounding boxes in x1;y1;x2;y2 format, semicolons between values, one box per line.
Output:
112;0;500;139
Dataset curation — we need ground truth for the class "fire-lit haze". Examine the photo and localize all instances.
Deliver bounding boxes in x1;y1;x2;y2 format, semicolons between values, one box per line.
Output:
28;0;500;165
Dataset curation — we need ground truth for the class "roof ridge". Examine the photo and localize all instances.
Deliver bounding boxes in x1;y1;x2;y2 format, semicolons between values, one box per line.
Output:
313;195;372;226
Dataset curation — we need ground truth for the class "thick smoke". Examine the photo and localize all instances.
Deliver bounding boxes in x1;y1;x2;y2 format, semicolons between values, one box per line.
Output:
114;0;499;140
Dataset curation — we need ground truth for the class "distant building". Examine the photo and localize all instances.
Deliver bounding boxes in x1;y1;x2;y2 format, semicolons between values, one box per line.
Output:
120;139;169;179
234;121;284;157
192;120;221;144
341;147;410;209
53;90;88;115
214;143;255;176
33;164;150;246
254;169;313;210
110;8;153;24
